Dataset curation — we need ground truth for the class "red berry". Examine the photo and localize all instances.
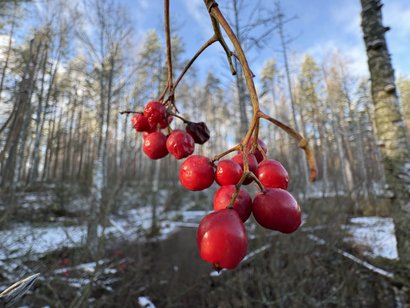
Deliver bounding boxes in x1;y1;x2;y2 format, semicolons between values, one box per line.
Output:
143;131;168;160
179;155;214;191
166;129;195;159
143;101;166;128
256;159;289;189
197;209;248;270
252;188;301;233
247;137;268;163
131;113;150;132
215;159;242;186
159;114;173;129
231;153;258;185
142;125;159;139
213;185;252;222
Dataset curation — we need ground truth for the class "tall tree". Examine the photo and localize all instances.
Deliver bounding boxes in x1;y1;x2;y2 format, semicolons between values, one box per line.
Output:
360;0;410;265
398;76;410;137
76;0;133;257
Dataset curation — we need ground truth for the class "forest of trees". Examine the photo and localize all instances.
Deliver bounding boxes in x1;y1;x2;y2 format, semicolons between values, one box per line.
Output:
2;0;409;206
0;0;410;306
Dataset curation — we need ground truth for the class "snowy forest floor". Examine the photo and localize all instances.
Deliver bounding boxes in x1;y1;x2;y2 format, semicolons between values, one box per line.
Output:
0;186;409;307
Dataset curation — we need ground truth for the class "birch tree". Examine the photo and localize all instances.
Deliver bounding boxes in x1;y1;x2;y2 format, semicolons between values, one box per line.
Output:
360;0;410;264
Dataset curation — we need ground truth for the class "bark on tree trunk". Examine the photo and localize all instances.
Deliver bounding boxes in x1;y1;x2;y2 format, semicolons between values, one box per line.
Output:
360;0;410;265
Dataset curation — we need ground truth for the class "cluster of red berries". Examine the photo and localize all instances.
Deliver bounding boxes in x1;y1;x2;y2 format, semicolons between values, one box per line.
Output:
131;100;301;271
181;140;301;270
131;100;210;160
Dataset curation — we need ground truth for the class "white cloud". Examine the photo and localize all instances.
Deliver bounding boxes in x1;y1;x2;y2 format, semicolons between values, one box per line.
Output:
304;40;368;77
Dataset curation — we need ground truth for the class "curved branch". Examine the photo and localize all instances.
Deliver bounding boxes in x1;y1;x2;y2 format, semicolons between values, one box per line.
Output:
174;35;218;89
258;111;318;182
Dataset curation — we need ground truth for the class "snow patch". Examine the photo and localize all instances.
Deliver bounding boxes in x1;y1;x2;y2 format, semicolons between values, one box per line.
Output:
0;225;86;260
0;208;206;262
138;296;156;308
344;216;398;260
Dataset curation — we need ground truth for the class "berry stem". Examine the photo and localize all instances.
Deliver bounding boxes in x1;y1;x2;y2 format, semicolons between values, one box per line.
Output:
203;0;317;182
207;9;236;75
164;0;173;89
250;119;260;153
205;0;260;176
174;35;218;90
168;112;190;124
119;110;139;115
211;144;241;163
248;172;265;192
258;111;318;181
227;170;261;208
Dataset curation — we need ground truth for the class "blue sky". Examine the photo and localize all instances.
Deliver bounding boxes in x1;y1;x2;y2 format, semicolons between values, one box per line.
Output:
122;0;410;82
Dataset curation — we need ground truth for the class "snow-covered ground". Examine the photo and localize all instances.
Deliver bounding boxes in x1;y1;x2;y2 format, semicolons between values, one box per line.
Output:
344;216;398;260
0;225;86;260
0;206;194;262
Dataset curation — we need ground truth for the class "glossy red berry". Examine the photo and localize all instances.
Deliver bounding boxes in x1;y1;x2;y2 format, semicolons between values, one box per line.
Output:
179;155;214;191
231;153;258;185
256;159;289;189
247;137;268;163
143;131;168;160
252;188;301;233
166;129;195;159
215;159;242;186
159;114;173;129
143;101;167;128
213;185;252;222
197;209;248;270
142;125;159;139
131;113;150;132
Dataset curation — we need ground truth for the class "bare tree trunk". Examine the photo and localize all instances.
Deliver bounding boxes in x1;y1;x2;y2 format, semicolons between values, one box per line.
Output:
28;47;60;184
0;39;40;191
42;106;57;181
360;0;410;265
0;2;16;103
52;110;64;179
275;0;309;193
275;0;298;132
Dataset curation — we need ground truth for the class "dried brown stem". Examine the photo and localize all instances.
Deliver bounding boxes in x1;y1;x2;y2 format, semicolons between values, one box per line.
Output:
168;112;189;124
207;9;236;75
174;35;218;89
158;84;169;102
248;172;265;191
119;110;139;115
258;111;318;182
231;51;255;77
205;0;261;177
164;0;173;88
227;170;263;208
212;144;240;162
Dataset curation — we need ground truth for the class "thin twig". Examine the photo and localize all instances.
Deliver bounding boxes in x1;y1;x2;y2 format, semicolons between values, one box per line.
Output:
174;35;218;89
164;0;173;88
258;111;318;181
119;110;139;115
211;144;240;162
168;112;190;124
206;3;236;75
